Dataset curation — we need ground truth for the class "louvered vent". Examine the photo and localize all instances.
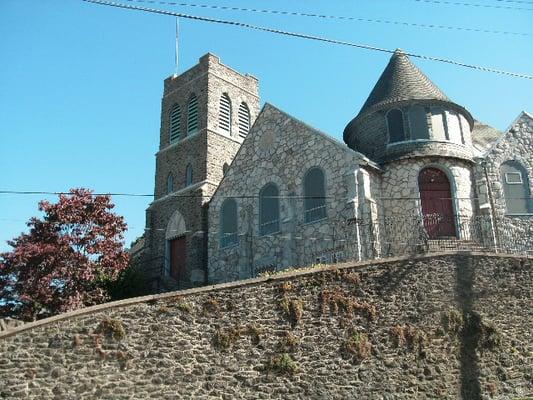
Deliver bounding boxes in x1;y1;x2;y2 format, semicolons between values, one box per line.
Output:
219;93;231;134
169;104;181;143
187;94;198;135
238;102;250;138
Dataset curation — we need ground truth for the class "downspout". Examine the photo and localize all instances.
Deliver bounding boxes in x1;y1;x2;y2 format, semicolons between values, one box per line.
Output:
481;159;500;252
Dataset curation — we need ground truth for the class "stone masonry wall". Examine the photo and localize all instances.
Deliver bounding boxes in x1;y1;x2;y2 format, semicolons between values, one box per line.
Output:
473;112;533;253
0;253;531;399
379;157;477;255
145;53;260;288
207;103;379;283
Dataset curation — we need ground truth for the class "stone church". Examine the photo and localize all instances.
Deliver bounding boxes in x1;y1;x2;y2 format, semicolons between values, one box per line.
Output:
142;50;532;289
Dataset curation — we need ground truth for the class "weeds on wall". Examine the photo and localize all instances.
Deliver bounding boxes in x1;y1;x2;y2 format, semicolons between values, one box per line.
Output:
341;330;372;363
278;331;300;352
203;298;221;314
266;353;298;375
320;287;377;322
94;317;126;341
176;302;192;313
441;308;464;335
213;324;263;349
390;325;428;356
279;296;304;327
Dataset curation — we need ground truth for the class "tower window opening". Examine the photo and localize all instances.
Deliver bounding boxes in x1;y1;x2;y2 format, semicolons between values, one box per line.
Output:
219;93;232;135
386;109;405;143
169;104;181;143
238;102;251;138
185;164;193;187
430;107;448;141
167;173;174;195
408;105;428;140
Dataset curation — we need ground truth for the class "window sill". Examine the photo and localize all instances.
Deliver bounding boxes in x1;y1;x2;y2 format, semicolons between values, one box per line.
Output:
504;213;533;217
302;216;328;226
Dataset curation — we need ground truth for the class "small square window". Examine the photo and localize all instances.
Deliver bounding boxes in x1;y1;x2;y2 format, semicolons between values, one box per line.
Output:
505;172;523;184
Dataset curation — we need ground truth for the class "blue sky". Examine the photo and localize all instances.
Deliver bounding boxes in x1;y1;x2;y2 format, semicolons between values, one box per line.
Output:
1;0;532;252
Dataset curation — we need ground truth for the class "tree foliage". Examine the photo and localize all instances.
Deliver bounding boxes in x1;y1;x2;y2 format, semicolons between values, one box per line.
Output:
0;189;129;320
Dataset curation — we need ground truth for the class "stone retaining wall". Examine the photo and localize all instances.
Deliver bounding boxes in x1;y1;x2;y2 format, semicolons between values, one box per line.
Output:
0;253;531;399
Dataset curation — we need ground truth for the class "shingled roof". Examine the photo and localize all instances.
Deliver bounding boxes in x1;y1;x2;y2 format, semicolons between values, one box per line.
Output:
358;49;450;116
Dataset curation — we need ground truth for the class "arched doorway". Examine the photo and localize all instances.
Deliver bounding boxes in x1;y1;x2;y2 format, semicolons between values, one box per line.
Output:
418;167;457;239
166;211;187;281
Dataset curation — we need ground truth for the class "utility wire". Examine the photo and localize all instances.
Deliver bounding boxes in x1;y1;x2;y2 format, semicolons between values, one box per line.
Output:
122;0;528;36
411;0;533;11
0;190;529;201
82;0;533;80
494;0;533;4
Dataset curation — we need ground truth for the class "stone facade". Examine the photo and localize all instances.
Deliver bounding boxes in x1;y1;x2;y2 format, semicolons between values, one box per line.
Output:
207;104;381;283
142;50;531;288
1;254;532;399
473;112;533;251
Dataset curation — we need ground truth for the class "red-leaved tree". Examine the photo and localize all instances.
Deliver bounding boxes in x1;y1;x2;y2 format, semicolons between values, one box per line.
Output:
0;189;129;320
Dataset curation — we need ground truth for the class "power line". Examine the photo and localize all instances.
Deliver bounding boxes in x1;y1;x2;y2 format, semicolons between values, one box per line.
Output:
121;0;528;36
494;0;533;4
1;190;529;201
81;0;533;80
411;0;533;11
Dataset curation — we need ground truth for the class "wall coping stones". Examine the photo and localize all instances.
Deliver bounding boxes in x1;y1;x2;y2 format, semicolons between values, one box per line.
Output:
1;251;530;341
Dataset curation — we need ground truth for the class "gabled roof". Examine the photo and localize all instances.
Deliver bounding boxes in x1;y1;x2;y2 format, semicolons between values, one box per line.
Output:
358;49;450;115
478;110;532;157
471;120;502;156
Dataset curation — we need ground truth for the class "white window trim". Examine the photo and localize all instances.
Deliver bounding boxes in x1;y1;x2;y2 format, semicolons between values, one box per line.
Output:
505;171;523;184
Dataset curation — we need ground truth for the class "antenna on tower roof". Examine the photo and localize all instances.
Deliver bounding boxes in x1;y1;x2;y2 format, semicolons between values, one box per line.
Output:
173;17;179;78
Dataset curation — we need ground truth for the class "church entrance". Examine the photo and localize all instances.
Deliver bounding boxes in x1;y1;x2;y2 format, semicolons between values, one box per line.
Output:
169;236;186;281
418;167;457;239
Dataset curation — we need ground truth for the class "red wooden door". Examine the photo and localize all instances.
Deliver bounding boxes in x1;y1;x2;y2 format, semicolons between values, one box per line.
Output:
169;237;186;281
418;168;456;239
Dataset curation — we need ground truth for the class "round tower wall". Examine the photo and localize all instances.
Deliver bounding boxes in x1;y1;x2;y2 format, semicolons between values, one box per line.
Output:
345;101;473;163
380;157;476;228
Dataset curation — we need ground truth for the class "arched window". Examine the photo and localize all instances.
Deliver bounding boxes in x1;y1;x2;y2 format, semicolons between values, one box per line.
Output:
166;173;174;195
408;105;428;140
219;93;231;134
238;102;251;138
500;161;532;214
304;167;326;223
386;109;405;143
431;107;449;141
220;198;238;248
187;94;198;136
259;183;280;236
169;104;181;143
185;164;193;186
223;162;229;176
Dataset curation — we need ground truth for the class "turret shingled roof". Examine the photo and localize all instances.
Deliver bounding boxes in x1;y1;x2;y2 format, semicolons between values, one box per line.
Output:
358;49;450;116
